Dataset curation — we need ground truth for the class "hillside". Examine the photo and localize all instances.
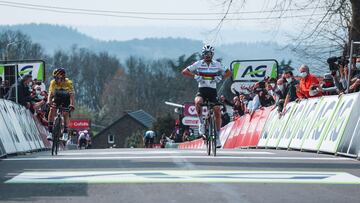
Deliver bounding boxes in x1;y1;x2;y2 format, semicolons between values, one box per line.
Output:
0;24;297;66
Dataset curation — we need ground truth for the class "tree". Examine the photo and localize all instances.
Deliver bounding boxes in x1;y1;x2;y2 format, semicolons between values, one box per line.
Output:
278;59;294;75
124;131;144;148
153;113;176;142
0;30;44;61
218;0;360;70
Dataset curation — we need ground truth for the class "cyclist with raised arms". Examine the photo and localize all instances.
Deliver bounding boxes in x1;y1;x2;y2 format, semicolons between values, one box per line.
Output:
46;68;75;141
182;45;232;148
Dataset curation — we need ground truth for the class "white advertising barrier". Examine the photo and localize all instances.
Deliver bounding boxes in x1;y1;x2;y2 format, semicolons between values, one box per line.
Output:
10;103;41;150
219;121;235;147
0;100;26;152
2;100;33;152
257;108;278;147
277;100;308;149
0;100;18;154
319;93;359;154
301;96;339;152
266;102;296;148
337;92;360;157
0;139;5;157
19;107;43;150
25;110;45;148
289;98;320;150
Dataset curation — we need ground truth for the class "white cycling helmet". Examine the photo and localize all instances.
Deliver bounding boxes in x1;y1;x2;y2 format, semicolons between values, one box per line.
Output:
202;44;215;55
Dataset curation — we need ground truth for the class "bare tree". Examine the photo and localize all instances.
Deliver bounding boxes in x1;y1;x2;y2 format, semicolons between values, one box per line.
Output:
216;0;360;71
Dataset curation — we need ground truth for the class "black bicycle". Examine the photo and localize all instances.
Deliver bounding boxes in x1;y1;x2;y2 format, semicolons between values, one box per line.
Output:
51;105;68;156
201;100;222;156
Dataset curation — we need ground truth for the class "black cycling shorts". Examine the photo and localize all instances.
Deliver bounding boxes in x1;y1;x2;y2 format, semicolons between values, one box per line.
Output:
196;87;218;103
145;137;154;144
54;90;70;108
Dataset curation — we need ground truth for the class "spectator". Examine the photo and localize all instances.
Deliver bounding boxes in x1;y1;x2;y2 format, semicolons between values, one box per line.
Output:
0;77;3;98
296;64;322;99
347;57;360;93
274;78;288;113
232;95;245;117
160;133;167;148
319;73;338;95
182;128;189;142
219;95;231;126
2;80;10;97
283;71;298;113
6;74;34;108
249;87;272;114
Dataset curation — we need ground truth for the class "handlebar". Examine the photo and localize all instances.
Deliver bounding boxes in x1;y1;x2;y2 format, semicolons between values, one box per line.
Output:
200;101;223;108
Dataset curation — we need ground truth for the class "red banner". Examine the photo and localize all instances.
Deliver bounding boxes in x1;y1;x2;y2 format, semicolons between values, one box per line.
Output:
69;119;91;129
233;114;252;148
223;116;245;148
248;107;272;146
178;138;204;149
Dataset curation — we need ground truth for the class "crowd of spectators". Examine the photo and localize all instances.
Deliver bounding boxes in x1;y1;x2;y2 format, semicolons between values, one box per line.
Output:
0;74;49;125
219;56;360;122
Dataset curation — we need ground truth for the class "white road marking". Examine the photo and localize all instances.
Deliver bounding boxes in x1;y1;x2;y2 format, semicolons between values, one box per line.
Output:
58;151;275;156
2;156;353;161
5;170;360;184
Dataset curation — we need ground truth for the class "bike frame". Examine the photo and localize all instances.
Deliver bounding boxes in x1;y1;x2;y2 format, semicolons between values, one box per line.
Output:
202;101;221;156
51;106;67;156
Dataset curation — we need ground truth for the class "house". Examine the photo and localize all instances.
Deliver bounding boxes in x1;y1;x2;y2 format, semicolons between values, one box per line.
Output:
92;110;156;148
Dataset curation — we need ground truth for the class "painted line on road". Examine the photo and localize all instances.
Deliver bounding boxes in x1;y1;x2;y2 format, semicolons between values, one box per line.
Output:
5;170;360;184
58;151;275;156
2;156;354;161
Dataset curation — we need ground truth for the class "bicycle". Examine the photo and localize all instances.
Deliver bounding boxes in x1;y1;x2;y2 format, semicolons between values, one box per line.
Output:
201;100;222;156
51;105;68;156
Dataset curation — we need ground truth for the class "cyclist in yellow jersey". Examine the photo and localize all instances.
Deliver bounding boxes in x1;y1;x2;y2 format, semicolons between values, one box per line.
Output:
46;68;75;141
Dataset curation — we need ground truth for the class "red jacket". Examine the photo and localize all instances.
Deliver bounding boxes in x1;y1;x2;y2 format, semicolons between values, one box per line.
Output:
297;74;322;98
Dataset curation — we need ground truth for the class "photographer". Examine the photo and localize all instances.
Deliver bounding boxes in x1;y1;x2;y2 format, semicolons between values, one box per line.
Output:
349;57;360;92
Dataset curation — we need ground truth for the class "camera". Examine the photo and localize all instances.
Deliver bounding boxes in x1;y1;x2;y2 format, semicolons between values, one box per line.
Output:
337;57;349;66
327;56;349;71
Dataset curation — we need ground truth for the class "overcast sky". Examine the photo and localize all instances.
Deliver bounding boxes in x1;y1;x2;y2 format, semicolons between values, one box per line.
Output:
0;0;321;44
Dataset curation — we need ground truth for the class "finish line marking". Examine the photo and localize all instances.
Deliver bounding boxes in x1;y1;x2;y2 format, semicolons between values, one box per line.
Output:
2;156;353;161
58;151;275;156
5;170;360;184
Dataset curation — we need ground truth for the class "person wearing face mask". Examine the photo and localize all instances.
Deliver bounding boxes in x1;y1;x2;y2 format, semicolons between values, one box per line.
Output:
281;71;299;115
296;64;322;99
349;58;360;92
6;74;34;108
274;78;288;113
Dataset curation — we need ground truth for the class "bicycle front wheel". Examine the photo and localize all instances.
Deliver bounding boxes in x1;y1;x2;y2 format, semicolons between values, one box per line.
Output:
211;116;217;157
52;116;62;156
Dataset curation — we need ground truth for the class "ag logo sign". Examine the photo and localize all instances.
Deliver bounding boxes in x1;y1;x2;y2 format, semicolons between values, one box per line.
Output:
241;65;267;78
18;65;33;78
231;59;278;82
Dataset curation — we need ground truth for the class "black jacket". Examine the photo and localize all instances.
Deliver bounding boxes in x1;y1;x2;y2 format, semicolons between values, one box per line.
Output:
6;82;33;107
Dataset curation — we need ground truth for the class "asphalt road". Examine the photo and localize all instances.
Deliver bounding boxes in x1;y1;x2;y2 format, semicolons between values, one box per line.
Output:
0;148;359;203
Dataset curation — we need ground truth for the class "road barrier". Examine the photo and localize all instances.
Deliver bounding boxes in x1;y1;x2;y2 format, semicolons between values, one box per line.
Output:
0;99;49;156
174;92;360;159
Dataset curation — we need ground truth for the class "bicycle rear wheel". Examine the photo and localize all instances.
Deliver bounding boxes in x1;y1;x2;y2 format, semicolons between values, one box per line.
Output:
52;116;62;156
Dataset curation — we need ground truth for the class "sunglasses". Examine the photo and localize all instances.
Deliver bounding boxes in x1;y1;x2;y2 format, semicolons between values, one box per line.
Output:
203;51;213;57
55;77;65;81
